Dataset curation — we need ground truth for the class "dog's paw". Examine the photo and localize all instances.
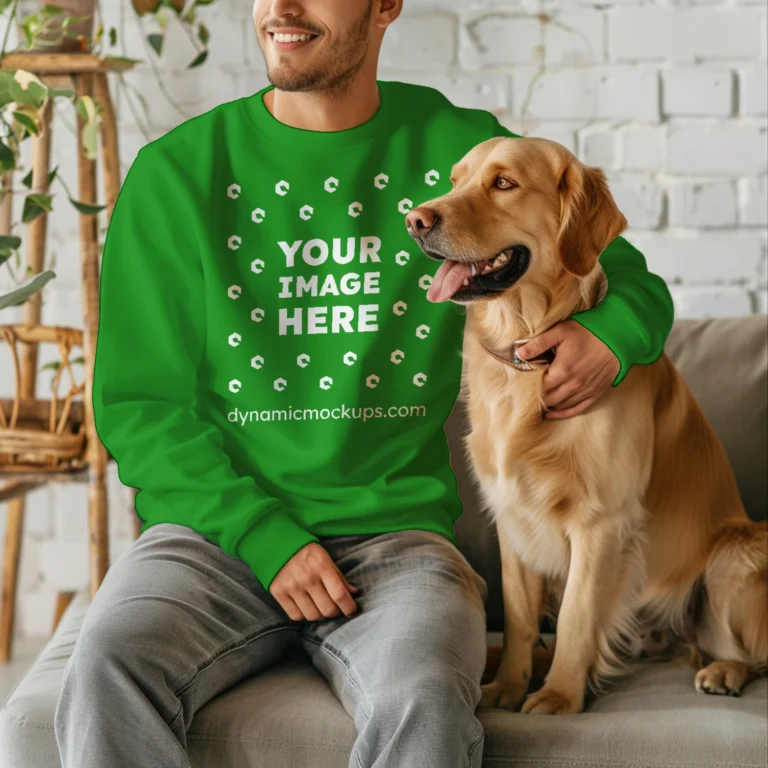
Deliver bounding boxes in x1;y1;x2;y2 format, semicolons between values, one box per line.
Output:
521;686;583;715
695;661;748;697
479;678;528;710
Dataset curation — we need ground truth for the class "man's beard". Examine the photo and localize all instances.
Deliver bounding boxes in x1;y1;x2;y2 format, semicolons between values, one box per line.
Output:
263;1;373;94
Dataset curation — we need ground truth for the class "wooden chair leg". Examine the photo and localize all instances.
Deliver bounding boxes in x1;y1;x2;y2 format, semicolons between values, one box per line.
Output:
87;466;109;598
76;72;110;596
51;590;75;635
0;101;54;663
0;499;24;663
93;72;121;222
95;73;129;557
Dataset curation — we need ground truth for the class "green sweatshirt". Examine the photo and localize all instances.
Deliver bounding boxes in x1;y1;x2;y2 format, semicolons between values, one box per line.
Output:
93;79;674;591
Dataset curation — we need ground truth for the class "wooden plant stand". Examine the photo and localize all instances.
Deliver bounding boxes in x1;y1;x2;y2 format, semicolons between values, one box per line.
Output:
0;53;136;663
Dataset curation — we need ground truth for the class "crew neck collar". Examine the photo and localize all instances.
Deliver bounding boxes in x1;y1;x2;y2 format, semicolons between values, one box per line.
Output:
242;80;396;153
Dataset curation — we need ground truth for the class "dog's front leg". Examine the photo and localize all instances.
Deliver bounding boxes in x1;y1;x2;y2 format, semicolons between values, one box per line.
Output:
480;523;544;710
522;521;620;715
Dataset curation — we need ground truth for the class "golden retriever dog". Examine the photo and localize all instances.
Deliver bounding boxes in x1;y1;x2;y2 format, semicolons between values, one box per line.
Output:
405;136;768;714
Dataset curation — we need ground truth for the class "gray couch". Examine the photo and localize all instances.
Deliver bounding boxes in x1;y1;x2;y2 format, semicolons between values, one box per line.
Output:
2;316;767;768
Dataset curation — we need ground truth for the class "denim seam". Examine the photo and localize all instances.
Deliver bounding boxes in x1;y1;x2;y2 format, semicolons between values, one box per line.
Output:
174;624;300;700
167;702;185;731
302;636;372;720
469;731;485;766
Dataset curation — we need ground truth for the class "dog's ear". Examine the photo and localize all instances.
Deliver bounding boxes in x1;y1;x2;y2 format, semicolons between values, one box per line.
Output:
556;160;627;277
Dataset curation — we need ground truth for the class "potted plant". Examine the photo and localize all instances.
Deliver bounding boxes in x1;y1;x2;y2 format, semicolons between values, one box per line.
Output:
0;0;219;322
14;0;96;53
5;1;216;64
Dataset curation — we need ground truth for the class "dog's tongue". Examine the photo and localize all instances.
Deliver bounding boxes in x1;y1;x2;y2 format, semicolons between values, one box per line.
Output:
427;259;473;303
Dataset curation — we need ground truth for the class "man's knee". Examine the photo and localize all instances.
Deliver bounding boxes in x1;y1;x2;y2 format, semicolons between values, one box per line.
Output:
60;597;185;707
361;645;486;759
368;637;485;711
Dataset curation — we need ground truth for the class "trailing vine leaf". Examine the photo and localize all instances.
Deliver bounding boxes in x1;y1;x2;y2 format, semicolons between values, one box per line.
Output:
0;236;21;268
82;121;98;159
75;94;99;123
148;33;164;56
22;165;59;189
0;270;56;310
109;27;117;46
0;236;22;250
74;96;101;159
189;50;207;68
42;356;83;374
39;4;65;19
106;55;141;65
0;71;14;107
10;70;48;108
12;106;40;136
69;197;105;215
40;355;83;371
0;142;15;173
22;193;53;223
62;14;92;27
20;18;38;49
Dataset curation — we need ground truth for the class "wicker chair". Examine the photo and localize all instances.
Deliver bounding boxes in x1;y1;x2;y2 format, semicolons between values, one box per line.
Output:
0;323;110;660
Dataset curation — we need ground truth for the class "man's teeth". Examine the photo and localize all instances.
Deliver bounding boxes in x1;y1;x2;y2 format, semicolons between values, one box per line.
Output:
273;32;314;42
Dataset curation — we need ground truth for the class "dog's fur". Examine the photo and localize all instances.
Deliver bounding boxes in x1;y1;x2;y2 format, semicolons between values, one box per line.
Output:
409;137;768;714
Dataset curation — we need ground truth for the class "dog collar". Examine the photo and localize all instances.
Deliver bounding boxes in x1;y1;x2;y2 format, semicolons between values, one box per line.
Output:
478;337;556;371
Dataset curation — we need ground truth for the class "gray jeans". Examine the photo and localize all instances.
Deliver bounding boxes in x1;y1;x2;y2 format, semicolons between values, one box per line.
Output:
54;522;489;768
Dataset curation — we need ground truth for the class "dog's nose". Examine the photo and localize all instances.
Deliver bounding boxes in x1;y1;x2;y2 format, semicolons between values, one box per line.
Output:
406;206;438;235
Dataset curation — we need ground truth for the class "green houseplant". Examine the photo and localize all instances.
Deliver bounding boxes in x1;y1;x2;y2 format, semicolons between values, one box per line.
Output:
0;268;53;310
0;0;219;315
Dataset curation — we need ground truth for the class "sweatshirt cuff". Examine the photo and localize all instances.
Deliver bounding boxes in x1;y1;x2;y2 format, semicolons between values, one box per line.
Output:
570;296;651;387
237;505;320;592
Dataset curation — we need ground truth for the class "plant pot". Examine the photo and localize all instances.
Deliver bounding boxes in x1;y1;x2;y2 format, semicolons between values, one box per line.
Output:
17;0;97;54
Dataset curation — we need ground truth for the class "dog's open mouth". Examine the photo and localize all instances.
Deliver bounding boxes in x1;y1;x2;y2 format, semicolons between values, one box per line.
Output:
426;246;531;303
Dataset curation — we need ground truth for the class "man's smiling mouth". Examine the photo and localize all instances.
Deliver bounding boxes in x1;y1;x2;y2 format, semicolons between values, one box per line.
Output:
269;31;320;48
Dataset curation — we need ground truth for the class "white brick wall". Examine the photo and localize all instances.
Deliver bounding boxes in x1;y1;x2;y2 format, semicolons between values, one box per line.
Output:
1;0;766;639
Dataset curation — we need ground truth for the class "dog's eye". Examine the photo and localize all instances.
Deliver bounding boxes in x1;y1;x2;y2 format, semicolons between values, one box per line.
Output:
495;176;518;190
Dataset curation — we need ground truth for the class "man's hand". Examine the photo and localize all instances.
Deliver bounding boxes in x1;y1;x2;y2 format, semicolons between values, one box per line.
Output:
515;319;620;420
270;542;360;622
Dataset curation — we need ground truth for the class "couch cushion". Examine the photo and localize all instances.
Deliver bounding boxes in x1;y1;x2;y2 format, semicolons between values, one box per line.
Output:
664;317;767;522
2;589;766;768
448;316;768;632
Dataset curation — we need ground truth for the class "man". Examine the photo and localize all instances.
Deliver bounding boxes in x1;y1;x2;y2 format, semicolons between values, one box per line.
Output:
54;2;673;766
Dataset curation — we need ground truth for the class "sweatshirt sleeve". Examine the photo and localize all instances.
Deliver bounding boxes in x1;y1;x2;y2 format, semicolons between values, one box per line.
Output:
93;145;319;591
570;236;674;386
484;114;674;386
